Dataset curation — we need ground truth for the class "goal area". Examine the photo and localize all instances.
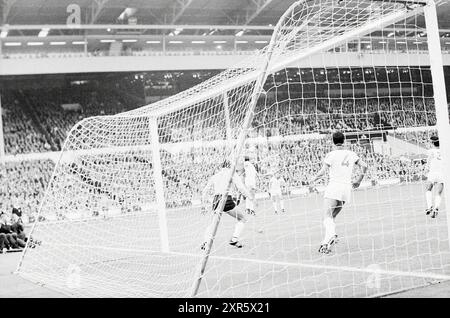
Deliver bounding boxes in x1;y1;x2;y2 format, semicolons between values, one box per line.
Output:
17;0;450;298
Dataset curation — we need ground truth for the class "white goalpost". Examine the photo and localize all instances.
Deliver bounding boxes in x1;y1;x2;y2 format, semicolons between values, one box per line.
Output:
17;0;450;298
149;116;170;253
424;1;450;243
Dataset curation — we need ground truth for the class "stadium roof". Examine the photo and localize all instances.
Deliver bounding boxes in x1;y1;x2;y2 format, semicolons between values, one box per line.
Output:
1;0;449;42
1;0;291;27
1;0;449;29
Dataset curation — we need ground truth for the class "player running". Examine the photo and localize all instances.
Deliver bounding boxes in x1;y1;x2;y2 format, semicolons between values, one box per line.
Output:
311;132;368;254
201;159;252;249
268;171;286;214
425;135;444;218
244;156;258;215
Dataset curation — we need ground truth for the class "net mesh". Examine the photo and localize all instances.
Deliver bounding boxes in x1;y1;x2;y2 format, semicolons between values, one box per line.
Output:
18;0;450;298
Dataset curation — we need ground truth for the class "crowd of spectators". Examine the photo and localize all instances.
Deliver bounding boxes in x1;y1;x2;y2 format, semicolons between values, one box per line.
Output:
155;129;431;207
250;138;428;189
251;97;436;137
1;131;432;222
0;160;54;224
3;84;441;155
392;130;437;150
162;96;439;145
0;83;443;223
2;88;140;154
2;94;51;154
32;88;138;150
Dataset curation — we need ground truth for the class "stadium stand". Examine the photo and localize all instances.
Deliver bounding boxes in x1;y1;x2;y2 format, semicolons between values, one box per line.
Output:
0;135;431;221
0;71;447;222
2;94;51;154
0;160;53;225
2;91;437;155
2;87;141;154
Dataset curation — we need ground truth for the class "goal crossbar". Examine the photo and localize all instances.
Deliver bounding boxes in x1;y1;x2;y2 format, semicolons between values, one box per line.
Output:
143;5;421;118
16;0;450;299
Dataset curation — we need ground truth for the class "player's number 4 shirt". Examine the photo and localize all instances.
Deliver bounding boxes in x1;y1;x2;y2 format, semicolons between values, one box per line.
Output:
324;149;360;185
427;148;442;175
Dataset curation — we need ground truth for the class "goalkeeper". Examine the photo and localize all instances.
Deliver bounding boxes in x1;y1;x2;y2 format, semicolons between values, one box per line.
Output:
201;159;253;249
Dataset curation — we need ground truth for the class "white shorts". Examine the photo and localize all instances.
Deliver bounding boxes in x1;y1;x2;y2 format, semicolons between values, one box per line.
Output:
324;183;351;203
270;191;282;198
428;172;444;184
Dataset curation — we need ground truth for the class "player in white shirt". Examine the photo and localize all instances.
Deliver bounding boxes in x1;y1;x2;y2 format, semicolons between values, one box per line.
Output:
201;159;252;249
425;136;444;218
268;171;286;214
311;132;368;254
244;156;258;215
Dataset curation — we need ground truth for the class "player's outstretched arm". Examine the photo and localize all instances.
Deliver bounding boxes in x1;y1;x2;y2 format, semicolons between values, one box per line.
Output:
353;159;368;189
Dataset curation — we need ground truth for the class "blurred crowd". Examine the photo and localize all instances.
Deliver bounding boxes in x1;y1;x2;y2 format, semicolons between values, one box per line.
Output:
0;160;54;223
2;94;51;155
1;131;432;221
2;86;440;155
164;96;437;144
0;85;443;223
2;88;140;154
160;136;430;208
251;97;436;137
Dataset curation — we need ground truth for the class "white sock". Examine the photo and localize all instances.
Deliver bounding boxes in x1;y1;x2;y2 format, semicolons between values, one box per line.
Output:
272;200;278;212
322;217;336;245
280;200;285;210
232;221;245;241
434;195;442;210
426;191;433;209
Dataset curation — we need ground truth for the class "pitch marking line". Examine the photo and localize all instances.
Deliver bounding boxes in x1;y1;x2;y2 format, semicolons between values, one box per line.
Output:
19;243;450;281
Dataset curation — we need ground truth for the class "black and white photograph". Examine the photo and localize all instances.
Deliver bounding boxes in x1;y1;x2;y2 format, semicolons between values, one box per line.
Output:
1;0;450;302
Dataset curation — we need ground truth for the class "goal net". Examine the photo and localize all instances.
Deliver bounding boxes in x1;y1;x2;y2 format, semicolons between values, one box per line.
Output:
17;0;450;297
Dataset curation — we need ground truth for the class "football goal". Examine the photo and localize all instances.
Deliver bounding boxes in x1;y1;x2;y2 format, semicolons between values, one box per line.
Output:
17;0;450;297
